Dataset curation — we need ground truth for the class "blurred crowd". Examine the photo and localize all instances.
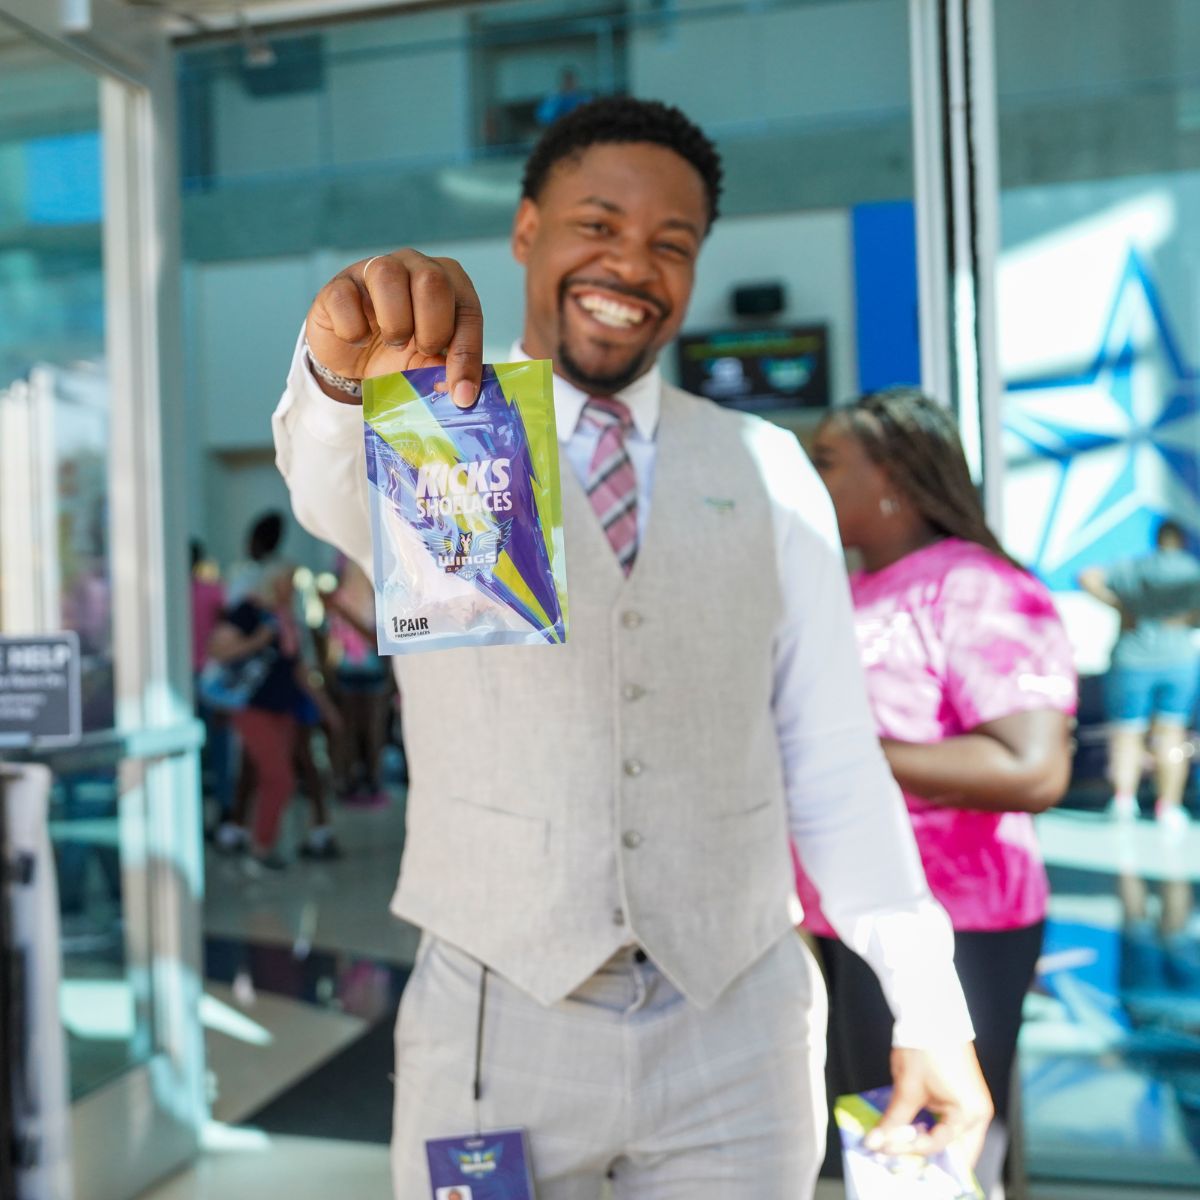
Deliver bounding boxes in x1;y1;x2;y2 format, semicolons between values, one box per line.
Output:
189;510;403;870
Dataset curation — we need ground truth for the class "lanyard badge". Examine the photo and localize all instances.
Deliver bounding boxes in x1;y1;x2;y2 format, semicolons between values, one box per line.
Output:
423;964;537;1198
426;1129;536;1199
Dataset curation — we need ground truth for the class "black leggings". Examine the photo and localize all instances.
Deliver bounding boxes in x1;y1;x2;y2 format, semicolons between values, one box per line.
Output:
814;921;1044;1184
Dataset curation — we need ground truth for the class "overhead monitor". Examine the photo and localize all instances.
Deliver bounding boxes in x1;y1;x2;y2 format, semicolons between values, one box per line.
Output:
676;325;830;412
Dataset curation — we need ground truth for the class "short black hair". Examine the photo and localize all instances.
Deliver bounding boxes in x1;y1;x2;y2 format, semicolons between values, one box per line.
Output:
248;510;285;560
1158;517;1187;548
521;96;723;229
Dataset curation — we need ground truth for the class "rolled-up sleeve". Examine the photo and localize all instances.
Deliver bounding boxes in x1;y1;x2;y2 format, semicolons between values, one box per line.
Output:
272;328;375;572
751;422;975;1048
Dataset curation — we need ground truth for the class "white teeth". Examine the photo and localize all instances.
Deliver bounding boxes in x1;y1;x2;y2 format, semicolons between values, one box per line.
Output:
577;293;647;328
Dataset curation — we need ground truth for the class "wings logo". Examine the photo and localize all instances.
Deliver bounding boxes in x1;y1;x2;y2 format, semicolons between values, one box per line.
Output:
449;1142;503;1177
424;521;514;581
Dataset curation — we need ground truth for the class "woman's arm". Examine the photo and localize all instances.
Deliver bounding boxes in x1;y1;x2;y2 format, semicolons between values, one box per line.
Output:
326;591;376;642
882;709;1073;814
207;619;274;664
1078;566;1121;610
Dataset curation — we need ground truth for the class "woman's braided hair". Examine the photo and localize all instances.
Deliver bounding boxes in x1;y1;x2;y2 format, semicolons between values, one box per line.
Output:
834;387;1021;568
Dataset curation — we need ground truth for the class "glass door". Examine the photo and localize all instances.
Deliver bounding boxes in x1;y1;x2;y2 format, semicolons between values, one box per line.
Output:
0;6;205;1200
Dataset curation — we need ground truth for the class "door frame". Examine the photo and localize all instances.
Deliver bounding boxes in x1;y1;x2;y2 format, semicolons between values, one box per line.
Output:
0;4;205;1199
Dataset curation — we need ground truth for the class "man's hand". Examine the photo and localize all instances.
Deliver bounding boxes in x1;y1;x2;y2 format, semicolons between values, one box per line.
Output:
865;1043;993;1166
305;250;484;409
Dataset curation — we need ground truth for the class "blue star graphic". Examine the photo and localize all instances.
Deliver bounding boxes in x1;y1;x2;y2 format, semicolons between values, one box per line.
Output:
1003;249;1200;589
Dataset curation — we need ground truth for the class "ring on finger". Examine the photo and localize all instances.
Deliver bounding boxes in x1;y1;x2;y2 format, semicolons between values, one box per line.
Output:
363;254;386;283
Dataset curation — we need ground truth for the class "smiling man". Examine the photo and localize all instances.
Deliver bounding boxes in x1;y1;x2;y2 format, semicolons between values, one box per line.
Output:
273;98;991;1199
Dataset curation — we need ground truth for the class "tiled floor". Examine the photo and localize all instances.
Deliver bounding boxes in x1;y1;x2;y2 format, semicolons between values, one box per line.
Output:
203;796;420;966
138;1132;392;1199
132;798;1200;1199
203;983;367;1126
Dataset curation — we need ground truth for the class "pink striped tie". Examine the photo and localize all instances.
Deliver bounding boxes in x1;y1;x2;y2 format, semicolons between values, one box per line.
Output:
581;396;638;575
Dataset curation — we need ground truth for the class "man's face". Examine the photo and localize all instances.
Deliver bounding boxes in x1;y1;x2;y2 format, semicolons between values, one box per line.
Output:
512;141;708;395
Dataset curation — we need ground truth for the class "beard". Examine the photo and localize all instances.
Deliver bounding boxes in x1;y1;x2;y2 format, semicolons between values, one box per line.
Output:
553;276;668;396
555;337;655;396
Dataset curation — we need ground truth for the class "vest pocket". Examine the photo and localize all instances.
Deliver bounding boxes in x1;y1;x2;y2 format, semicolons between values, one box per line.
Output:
443;794;551;855
703;799;786;853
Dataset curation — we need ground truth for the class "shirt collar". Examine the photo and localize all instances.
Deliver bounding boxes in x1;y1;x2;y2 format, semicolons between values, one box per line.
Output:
507;341;660;443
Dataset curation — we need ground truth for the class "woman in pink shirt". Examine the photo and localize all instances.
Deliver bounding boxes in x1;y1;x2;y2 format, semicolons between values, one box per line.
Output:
794;390;1077;1188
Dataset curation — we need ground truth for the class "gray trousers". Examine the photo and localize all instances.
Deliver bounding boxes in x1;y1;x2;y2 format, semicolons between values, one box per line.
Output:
391;932;828;1198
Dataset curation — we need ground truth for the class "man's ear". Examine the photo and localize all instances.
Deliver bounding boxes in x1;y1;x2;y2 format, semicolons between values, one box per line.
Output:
511;197;539;265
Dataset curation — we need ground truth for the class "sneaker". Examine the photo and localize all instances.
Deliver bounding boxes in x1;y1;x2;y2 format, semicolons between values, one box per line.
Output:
299;826;343;860
1110;794;1138;820
1156;803;1190;837
300;836;344;861
214;822;249;854
248;850;289;872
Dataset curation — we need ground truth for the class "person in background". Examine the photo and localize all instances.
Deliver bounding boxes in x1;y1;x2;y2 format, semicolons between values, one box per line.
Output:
215;510;288;852
190;540;234;825
1079;518;1200;833
207;561;305;870
794;389;1077;1195
324;556;394;807
227;510;286;605
535;67;592;128
287;598;345;860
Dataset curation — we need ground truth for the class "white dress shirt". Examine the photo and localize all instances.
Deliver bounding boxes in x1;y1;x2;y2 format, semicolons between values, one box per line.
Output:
274;334;975;1048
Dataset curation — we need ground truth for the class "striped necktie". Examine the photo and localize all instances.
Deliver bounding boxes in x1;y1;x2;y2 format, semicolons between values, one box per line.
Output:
581;396;639;575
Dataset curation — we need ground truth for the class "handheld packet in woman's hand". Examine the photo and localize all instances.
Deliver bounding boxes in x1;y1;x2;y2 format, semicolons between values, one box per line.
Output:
835;1089;982;1200
363;361;568;654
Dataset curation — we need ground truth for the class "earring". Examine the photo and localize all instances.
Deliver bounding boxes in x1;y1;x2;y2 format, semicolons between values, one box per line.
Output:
880;497;899;517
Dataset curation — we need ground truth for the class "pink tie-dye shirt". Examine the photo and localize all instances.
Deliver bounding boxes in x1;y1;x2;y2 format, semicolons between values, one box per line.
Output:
795;538;1077;934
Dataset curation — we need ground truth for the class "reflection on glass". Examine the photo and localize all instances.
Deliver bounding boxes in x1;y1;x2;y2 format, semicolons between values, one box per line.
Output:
176;0;915;253
0;21;138;1106
0;33;113;732
996;0;1200;1188
50;766;154;1100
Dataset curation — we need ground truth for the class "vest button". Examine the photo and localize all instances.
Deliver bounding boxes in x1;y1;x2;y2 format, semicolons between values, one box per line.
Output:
621;610;643;629
612;907;626;926
623;759;644;777
622;683;646;702
622;830;643;849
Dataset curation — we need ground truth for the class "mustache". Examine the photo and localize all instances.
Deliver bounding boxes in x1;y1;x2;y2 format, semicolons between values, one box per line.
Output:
560;277;669;321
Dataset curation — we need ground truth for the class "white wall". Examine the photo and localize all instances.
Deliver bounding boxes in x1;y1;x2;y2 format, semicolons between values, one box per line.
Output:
326;11;471;169
184;206;858;563
628;0;910;132
995;0;1197;102
200;0;914;183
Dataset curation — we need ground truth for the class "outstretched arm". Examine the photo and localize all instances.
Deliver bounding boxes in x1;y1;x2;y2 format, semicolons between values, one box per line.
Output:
761;425;990;1164
1078;566;1121;610
273;250;485;573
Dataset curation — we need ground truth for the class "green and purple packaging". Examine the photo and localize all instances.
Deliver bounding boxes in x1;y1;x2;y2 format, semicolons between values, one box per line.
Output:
363;360;568;654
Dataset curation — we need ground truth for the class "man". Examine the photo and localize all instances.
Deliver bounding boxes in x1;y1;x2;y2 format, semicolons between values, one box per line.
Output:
274;97;991;1198
536;68;592;128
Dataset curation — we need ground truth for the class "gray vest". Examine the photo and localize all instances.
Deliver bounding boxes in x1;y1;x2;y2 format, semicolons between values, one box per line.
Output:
391;384;794;1009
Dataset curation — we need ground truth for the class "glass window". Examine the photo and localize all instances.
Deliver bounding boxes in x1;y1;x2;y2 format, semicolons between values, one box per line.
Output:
0;30;113;732
996;0;1200;1188
0;20;153;1102
176;0;917;251
51;763;155;1099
